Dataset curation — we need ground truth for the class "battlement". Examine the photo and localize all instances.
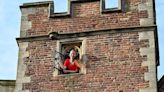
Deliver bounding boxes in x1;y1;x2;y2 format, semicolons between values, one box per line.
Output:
20;0;123;18
19;0;156;37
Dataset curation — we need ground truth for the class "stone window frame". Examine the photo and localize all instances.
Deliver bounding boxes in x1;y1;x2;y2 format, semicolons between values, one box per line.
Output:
53;38;87;76
101;0;122;13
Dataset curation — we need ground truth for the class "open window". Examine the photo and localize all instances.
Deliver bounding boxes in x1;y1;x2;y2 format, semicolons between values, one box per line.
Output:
105;0;119;9
53;39;87;76
101;0;122;12
54;0;68;13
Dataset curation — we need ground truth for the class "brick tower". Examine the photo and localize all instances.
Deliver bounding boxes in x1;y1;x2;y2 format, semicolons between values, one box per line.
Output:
15;0;159;92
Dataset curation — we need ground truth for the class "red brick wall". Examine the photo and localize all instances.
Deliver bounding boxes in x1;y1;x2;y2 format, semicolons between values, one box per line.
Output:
22;32;150;91
19;0;155;91
26;0;148;36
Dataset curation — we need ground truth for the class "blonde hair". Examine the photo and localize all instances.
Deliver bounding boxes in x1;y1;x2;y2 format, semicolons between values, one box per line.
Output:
69;49;75;58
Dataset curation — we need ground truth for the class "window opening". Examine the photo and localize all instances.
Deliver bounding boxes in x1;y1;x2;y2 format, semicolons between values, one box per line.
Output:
54;42;84;75
54;0;68;13
105;0;119;9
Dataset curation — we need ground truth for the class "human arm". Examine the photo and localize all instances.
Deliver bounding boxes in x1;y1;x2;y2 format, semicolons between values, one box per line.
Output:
58;61;66;70
74;61;81;69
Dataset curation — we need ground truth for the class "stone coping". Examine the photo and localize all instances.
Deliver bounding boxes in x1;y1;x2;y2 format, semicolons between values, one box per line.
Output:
0;80;16;86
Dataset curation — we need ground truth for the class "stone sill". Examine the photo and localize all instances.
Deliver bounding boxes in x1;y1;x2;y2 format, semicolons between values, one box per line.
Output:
57;73;84;77
50;12;70;18
102;8;122;13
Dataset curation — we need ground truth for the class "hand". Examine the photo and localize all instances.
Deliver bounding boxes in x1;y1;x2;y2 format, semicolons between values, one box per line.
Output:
75;69;79;73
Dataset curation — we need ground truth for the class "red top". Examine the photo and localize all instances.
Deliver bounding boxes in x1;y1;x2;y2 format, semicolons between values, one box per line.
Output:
64;59;79;71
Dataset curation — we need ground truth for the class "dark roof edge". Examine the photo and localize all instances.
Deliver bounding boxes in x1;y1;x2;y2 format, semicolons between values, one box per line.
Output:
155;27;160;66
158;75;164;88
153;0;157;25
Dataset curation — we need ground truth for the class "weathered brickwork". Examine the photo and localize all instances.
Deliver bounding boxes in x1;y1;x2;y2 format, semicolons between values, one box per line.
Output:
21;0;149;37
19;32;152;92
15;0;158;92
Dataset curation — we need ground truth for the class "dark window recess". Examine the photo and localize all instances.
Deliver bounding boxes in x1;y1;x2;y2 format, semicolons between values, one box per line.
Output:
54;42;82;75
61;42;82;60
